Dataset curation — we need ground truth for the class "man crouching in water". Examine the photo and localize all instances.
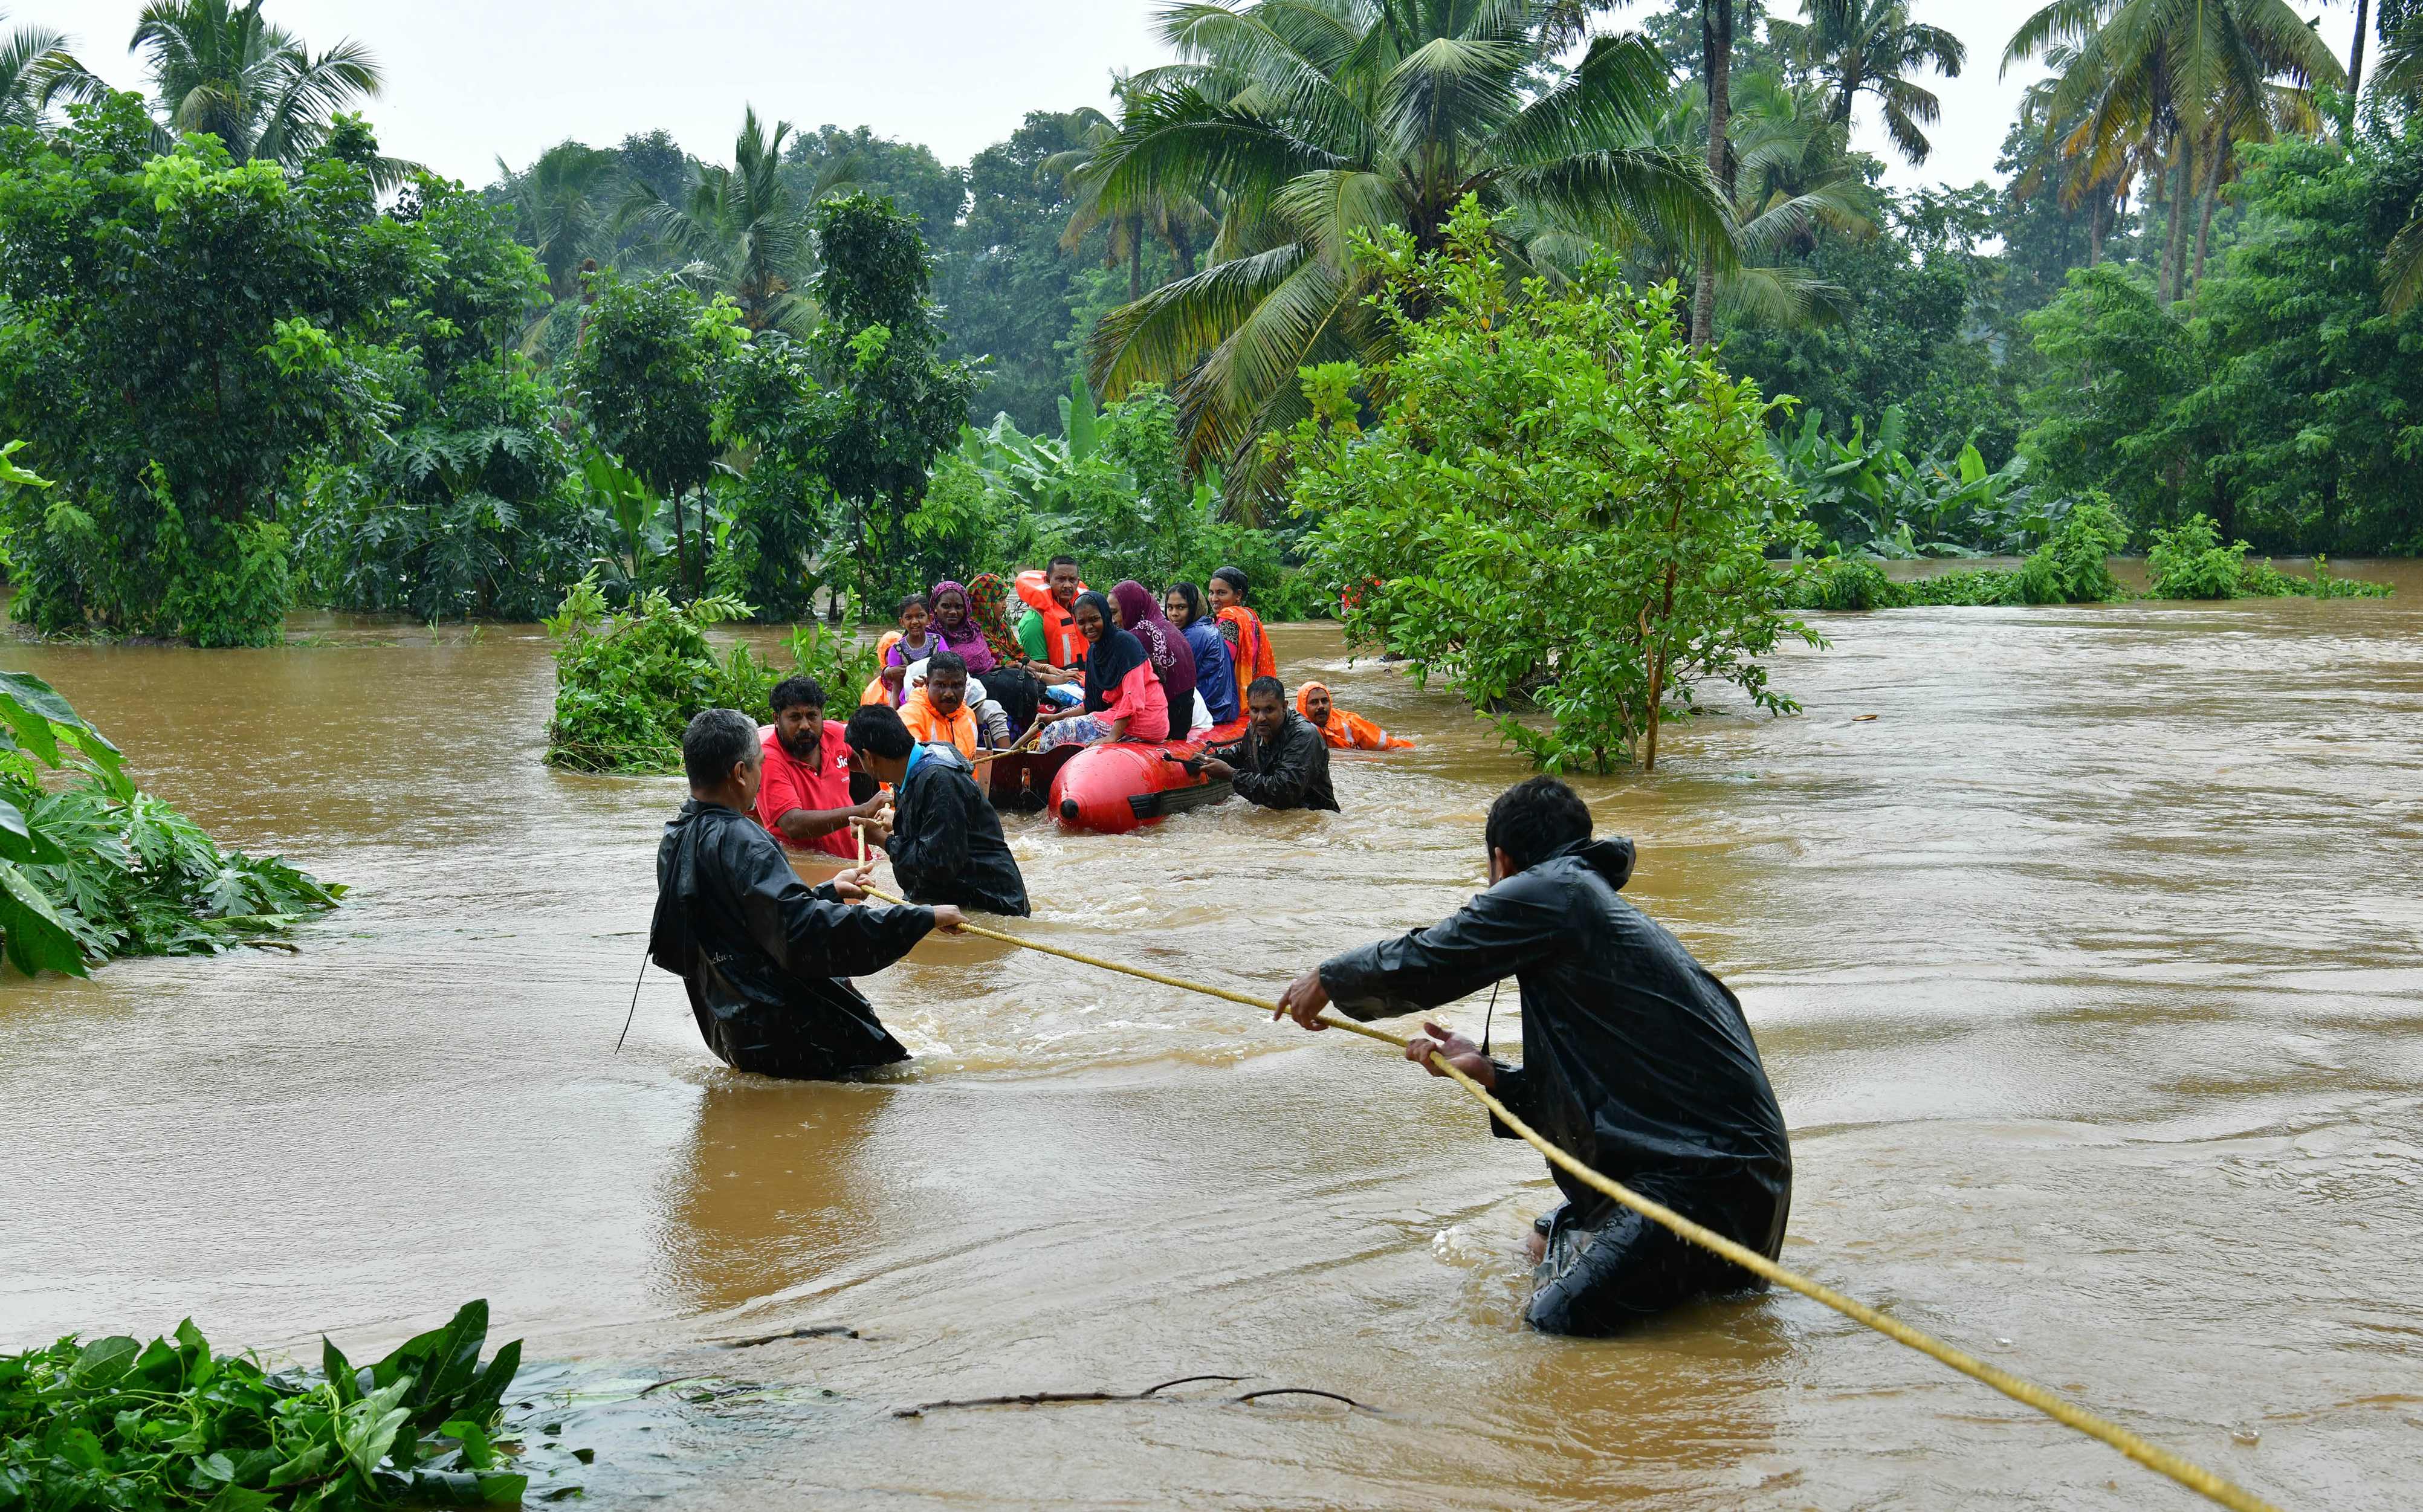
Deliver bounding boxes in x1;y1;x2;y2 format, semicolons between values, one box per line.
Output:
1274;775;1790;1335
652;708;964;1079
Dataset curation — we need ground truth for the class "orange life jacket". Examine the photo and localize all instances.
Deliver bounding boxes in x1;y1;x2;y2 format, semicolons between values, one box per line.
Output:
1015;569;1088;668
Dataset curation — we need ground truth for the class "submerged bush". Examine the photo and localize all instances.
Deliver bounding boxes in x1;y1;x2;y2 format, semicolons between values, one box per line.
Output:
0;1299;532;1511
2147;514;2392;599
0;673;341;977
1785;502;2129;612
542;574;879;774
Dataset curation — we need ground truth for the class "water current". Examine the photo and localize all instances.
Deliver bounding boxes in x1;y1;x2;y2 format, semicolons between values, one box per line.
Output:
4;564;2420;1508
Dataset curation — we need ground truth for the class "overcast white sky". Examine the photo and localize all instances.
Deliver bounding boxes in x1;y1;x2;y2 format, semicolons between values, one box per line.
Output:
53;1;2361;193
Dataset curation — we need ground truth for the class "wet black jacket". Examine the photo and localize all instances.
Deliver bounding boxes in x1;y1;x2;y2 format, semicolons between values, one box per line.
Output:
1210;712;1338;812
651;800;934;1079
890;743;1031;917
1319;838;1790;1241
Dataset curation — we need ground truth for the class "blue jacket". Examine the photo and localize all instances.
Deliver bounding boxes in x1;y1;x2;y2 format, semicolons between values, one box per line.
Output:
1182;618;1237;724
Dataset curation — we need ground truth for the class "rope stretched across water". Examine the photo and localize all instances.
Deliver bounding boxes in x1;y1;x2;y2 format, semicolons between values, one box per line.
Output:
866;885;2282;1512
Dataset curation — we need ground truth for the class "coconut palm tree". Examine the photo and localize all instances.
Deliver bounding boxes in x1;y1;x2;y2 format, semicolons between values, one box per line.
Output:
1768;0;1965;166
620;106;862;335
130;0;386;166
2007;0;2340;303
0;12;106;129
2372;8;2423;309
1044;86;1222;300
1084;0;1730;490
497;140;622;301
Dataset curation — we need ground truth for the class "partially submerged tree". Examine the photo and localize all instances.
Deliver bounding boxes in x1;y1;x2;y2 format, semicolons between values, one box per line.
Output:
565;270;728;598
1290;199;1819;774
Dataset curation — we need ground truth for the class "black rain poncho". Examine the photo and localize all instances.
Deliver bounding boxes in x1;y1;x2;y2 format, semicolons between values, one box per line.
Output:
651;800;934;1079
890;743;1031;917
1318;836;1790;1333
1209;711;1339;812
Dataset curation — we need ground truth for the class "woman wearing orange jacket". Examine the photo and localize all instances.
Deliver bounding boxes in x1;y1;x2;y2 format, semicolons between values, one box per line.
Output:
1298;680;1414;751
1206;566;1276;712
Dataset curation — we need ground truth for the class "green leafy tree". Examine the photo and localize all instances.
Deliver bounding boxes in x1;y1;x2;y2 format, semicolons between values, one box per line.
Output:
1085;0;1729;488
0;94;409;644
565;270;730;597
2016;262;2201;529
1290;200;1818;774
806;192;982;607
705;328;835;621
938;109;1106;431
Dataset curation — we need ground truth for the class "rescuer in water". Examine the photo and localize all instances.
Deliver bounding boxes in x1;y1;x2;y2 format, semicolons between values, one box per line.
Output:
1274;775;1791;1336
652;708;964;1079
845;700;1032;917
1194;676;1338;812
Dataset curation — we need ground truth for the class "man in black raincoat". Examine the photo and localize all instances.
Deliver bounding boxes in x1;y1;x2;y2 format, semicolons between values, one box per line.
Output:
1275;775;1790;1336
651;708;964;1079
844;702;1031;917
1197;676;1338;812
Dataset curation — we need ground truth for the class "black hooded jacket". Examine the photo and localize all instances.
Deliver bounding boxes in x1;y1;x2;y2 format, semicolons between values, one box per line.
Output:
890;743;1031;917
1318;837;1790;1241
651;800;934;1079
1209;711;1339;812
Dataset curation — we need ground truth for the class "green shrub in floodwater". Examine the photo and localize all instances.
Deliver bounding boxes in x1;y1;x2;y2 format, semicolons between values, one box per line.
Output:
0;673;341;978
2145;514;2393;600
1785;502;2130;613
542;573;879;775
0;1299;541;1511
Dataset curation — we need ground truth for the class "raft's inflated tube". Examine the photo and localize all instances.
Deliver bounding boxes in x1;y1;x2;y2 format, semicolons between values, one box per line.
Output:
1047;739;1215;834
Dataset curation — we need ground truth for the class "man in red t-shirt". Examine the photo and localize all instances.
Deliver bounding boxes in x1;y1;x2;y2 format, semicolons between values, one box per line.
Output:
755;676;888;858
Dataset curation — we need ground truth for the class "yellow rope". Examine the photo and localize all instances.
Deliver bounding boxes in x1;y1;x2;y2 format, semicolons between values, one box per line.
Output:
866;887;2281;1512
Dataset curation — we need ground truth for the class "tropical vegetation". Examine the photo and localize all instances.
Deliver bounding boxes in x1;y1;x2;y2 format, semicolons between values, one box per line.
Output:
0;1299;548;1510
0;670;340;977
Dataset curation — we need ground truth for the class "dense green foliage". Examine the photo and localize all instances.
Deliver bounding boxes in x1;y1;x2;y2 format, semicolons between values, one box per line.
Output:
541;577;878;774
0;671;340;977
0;1299;532;1511
2143;513;2393;599
1291;204;1817;774
1782;501;2130;610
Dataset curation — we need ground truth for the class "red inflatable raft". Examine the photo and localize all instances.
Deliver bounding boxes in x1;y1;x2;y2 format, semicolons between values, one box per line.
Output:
986;719;1248;835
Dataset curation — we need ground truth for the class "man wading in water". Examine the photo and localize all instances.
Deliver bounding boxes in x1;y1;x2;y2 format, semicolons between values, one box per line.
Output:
1274;775;1790;1335
653;708;964;1079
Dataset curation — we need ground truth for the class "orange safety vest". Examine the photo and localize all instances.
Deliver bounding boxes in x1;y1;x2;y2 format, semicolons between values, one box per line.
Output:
1014;569;1088;669
899;688;979;760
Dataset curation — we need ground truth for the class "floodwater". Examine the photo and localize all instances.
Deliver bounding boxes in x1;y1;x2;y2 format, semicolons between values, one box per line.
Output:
5;564;2421;1510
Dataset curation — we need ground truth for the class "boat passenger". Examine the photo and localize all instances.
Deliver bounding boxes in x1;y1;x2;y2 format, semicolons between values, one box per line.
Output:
884;593;941;700
1032;590;1170;751
651;708;963;1080
1165;582;1238;729
1274;775;1792;1338
899;651;988;758
860;629;904;707
1208;566;1278;715
1014;556;1089;671
1195;676;1337;812
755;676;888;859
1298;680;1414;751
1110;580;1202;735
846;703;1031;917
949;575;1046;737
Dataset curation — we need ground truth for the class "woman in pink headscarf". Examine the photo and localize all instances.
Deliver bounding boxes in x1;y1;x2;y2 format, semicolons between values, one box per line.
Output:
1110;579;1197;730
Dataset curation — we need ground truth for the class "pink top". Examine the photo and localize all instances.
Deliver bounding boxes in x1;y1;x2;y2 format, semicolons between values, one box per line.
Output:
1107;659;1170;741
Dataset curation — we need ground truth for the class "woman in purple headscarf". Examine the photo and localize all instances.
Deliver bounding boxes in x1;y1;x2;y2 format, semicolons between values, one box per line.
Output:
927;581;996;674
1110;579;1199;732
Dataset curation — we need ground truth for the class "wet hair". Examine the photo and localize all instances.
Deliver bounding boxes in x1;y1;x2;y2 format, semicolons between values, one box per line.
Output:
925;650;968;679
1485;775;1593;873
1246;675;1286;705
844;702;914;761
769;676;825;715
1166;581;1204;625
683;708;759;791
1211;566;1249;601
1048;554;1080;573
896;592;929;616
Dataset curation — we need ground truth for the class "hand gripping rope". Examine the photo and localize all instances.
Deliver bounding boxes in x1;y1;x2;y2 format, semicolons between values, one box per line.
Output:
862;886;2284;1512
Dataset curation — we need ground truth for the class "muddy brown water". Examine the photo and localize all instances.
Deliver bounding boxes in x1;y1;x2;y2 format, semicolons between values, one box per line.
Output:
4;565;2421;1508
